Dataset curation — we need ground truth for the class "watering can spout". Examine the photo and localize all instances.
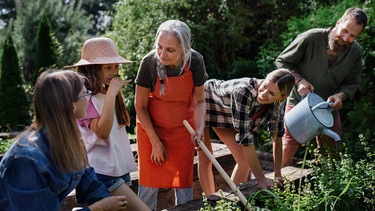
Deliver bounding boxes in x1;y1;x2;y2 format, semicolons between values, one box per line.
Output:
322;128;341;142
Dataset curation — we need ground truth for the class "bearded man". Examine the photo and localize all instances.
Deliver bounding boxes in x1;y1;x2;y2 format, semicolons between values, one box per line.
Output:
275;7;368;167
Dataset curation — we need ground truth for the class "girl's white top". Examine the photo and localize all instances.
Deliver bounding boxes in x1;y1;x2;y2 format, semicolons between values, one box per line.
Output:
79;93;137;177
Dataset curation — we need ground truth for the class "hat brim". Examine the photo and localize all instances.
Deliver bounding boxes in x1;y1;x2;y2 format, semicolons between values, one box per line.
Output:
64;56;134;69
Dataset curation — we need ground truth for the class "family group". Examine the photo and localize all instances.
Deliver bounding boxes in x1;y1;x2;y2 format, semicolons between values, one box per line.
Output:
0;7;367;211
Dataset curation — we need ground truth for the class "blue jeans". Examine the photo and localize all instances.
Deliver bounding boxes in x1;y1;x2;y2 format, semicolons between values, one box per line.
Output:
96;173;131;192
138;185;193;210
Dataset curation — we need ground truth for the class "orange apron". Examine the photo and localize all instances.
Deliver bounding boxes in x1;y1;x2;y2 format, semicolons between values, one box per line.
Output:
136;67;195;188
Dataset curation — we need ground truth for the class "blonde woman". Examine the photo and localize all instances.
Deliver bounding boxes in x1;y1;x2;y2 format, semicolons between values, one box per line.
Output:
199;68;295;195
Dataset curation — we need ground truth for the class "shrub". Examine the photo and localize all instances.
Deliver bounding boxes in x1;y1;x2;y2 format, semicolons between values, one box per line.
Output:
34;13;60;84
248;142;375;211
0;33;31;132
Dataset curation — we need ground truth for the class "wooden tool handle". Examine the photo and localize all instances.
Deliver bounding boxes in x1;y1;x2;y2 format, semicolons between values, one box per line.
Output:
182;120;251;210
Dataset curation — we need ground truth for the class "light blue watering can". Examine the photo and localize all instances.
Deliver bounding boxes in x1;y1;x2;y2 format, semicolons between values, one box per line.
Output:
285;93;341;144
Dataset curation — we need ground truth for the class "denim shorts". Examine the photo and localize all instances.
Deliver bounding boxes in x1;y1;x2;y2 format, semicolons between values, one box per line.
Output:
96;173;132;192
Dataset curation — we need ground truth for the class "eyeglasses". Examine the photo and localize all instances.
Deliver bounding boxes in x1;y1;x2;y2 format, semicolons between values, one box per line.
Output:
75;90;92;100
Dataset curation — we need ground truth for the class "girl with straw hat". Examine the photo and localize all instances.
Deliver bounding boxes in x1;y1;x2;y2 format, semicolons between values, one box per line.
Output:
66;37;150;211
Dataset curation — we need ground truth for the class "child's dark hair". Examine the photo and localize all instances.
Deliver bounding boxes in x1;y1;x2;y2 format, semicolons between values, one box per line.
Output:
78;65;130;126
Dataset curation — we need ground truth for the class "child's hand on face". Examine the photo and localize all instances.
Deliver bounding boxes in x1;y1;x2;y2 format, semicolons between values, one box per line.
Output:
107;77;132;97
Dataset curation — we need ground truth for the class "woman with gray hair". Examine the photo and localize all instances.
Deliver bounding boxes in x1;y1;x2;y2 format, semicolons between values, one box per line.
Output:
135;20;208;210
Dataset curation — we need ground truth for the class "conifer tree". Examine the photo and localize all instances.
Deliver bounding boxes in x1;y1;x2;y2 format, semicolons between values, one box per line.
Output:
0;33;30;132
34;13;59;83
12;0;92;81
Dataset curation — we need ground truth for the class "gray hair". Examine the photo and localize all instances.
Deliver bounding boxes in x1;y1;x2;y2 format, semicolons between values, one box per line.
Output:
155;20;192;68
154;20;192;95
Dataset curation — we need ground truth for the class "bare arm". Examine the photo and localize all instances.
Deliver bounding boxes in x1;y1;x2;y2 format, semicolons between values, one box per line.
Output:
192;85;205;142
88;195;127;211
241;145;272;189
272;136;283;185
90;78;130;140
134;85;167;165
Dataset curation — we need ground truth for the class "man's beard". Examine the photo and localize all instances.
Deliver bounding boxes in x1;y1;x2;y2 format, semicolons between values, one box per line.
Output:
328;29;351;54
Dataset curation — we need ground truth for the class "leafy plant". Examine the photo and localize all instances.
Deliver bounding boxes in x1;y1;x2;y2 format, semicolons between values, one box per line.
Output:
199;133;374;211
199;190;244;211
248;141;374;211
0;138;14;154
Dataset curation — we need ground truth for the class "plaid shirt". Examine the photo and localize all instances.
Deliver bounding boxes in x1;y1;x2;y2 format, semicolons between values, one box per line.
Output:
204;78;285;146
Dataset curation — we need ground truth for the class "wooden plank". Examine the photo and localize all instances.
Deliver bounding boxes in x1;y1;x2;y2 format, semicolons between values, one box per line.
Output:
62;142;235;210
210;166;313;201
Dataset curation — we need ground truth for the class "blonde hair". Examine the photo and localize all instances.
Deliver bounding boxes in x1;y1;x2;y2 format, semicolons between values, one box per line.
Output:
265;68;294;139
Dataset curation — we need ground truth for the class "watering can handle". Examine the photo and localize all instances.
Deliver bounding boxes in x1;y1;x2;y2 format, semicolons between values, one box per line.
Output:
311;101;334;112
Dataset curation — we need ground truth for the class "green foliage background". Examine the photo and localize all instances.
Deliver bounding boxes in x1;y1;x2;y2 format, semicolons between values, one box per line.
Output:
0;0;374;209
12;0;92;81
0;0;373;156
108;0;317;131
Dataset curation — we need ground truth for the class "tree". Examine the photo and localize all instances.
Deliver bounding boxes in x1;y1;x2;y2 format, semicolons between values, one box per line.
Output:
110;0;312;80
12;0;92;81
0;33;30;132
80;0;119;35
107;0;312;130
34;13;60;83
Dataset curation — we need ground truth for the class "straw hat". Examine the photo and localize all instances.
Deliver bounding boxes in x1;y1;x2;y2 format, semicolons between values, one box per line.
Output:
64;37;133;68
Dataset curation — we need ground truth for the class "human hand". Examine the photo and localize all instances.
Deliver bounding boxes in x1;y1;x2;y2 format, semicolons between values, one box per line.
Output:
297;78;314;96
150;141;167;165
191;129;203;147
258;178;274;189
107;77;132;97
327;94;343;110
89;195;127;211
274;176;284;187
